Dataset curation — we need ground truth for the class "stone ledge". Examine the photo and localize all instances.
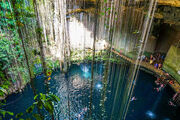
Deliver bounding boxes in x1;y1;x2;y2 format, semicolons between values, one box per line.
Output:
77;0;180;7
158;0;180;7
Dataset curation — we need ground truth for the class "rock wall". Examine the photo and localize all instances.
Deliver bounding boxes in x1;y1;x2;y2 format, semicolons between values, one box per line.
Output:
155;24;180;53
145;36;157;53
163;45;180;83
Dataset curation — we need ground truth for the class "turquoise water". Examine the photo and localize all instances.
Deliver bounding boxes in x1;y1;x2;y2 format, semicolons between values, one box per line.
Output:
2;63;179;120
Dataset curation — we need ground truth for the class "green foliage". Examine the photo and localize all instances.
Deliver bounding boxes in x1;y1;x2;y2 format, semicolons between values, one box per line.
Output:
32;56;43;75
26;104;35;113
15;112;24;118
2;93;60;120
0;0;34;29
0;1;14;28
32;113;42;120
0;0;36;81
0;87;7;97
36;27;43;37
0;109;14;119
0;0;61;119
32;56;60;76
0;91;14;119
34;93;60;116
70;49;125;64
0;1;38;119
0;30;29;85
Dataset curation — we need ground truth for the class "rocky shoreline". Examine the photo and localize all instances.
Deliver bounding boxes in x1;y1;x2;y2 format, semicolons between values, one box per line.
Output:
0;82;27;100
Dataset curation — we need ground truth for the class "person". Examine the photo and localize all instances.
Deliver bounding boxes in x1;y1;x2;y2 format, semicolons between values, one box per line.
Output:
131;96;137;101
169;80;174;85
168;91;180;107
158;63;162;69
160;84;165;89
156;53;161;62
150;55;153;63
154;87;160;92
153;56;156;62
154;83;165;92
164;73;173;84
161;55;165;61
169;101;176;107
150;54;154;65
173;92;179;101
145;57;148;62
155;77;160;85
165;73;169;76
119;50;122;55
154;63;158;69
142;55;146;61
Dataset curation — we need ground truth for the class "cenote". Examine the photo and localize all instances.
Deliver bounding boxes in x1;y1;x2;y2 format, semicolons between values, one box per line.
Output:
2;63;179;120
1;0;180;120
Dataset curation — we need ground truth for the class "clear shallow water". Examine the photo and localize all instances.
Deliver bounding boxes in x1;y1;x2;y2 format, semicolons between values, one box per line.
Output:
1;63;179;120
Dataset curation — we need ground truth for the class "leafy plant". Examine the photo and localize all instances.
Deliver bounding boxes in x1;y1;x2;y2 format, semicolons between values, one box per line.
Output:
14;93;60;120
0;109;14;119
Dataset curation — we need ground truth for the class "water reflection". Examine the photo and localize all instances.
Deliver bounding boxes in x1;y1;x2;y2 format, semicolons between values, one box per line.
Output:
80;63;90;73
146;110;156;119
95;82;103;90
72;75;84;89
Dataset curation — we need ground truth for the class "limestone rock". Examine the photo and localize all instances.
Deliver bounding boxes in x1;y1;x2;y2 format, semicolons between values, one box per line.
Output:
158;0;180;7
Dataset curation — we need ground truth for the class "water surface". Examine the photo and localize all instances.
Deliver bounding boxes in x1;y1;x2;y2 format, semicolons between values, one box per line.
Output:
2;63;179;120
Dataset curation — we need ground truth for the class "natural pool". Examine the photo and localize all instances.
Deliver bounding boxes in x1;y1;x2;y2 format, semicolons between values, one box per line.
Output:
2;63;179;120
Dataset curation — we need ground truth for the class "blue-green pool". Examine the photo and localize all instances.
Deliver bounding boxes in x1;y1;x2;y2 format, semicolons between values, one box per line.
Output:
1;63;179;120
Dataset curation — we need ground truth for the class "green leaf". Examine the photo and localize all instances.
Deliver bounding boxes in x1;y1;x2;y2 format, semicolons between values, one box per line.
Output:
0;102;6;106
48;94;60;102
34;94;38;100
40;93;46;100
15;112;23;118
33;101;38;105
6;111;14;116
100;12;105;16
37;100;43;109
26;105;34;113
44;101;54;115
33;113;42;120
0;110;6;118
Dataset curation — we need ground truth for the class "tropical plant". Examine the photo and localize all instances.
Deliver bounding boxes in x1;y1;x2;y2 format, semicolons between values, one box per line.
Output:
0;93;60;120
